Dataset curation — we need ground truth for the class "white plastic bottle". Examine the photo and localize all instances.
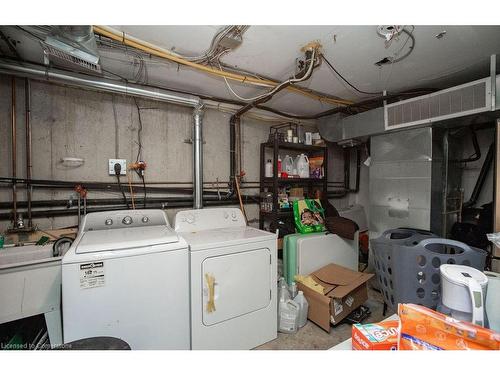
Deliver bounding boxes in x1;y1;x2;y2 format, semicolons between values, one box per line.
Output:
265;159;273;178
279;299;300;333
289;281;298;299
278;280;299;333
294;291;309;328
278;278;291;302
283;155;293;175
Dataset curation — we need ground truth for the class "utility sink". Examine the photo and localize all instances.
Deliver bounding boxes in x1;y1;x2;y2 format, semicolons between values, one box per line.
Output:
0;244;63;346
0;244;56;268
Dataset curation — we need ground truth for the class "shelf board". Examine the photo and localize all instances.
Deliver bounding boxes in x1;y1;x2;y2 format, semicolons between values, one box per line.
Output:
262;141;326;152
262;177;326;185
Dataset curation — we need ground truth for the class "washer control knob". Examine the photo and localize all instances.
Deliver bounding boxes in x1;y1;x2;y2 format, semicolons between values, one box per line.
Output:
231;211;237;219
224;211;229;219
122;216;133;225
142;216;149;223
105;219;113;226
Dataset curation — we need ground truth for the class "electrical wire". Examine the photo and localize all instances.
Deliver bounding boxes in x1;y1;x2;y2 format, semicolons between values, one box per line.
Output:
140;173;146;208
321;53;381;96
133;97;143;163
223;48;318;104
382;26;415;91
391;27;415;64
127;172;136;209
92;25;353;106
132;97;147;207
219;60;271;102
96;32;351;106
115;174;130;209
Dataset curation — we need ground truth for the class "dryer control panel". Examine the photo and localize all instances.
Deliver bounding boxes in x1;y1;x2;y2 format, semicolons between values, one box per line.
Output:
175;208;246;232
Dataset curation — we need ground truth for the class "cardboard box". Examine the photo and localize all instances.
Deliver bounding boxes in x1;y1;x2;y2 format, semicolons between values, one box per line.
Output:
296;263;374;332
352;320;399;350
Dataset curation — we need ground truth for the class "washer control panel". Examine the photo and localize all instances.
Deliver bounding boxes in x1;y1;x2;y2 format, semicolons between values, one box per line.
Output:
81;209;170;231
175;208;246;232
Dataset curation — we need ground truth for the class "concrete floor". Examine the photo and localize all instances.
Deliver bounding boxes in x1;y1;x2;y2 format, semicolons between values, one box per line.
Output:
256;288;391;350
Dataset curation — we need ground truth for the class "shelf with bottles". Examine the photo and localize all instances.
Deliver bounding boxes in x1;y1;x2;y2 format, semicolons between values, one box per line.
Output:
263;153;326;180
259;128;328;234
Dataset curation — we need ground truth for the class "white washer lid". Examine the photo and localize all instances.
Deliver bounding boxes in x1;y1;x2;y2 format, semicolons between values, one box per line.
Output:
440;264;488;287
75;225;179;254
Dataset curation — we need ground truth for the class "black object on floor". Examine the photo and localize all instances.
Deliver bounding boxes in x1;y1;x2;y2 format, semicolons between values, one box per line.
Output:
343;305;371;325
55;337;131;350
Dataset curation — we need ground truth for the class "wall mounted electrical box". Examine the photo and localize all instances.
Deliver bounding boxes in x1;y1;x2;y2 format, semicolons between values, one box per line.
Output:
108;159;127;175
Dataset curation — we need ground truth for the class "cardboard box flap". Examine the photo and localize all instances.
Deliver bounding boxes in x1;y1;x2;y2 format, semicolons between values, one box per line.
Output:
327;273;374;299
312;263;362;286
310;275;335;295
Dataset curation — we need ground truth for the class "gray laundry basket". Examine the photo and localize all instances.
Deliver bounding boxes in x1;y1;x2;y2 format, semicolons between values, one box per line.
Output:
370;228;437;289
373;236;487;311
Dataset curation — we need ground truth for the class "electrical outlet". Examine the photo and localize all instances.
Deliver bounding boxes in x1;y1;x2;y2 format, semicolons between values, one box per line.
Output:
108;159;127;175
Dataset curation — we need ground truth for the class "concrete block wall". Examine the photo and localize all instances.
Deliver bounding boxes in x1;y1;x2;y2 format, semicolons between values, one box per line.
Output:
0;75;337;232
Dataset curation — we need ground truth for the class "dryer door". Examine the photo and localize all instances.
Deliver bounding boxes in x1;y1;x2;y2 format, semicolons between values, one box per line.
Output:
202;247;271;326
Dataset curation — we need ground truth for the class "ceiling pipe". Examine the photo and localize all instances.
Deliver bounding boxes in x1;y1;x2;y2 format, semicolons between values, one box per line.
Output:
25;78;33;228
10;76;17;228
0;59;207;210
0;59;200;107
193;106;204;209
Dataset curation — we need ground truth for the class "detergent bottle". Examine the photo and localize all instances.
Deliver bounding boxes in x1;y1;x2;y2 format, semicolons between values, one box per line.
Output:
278;280;299;333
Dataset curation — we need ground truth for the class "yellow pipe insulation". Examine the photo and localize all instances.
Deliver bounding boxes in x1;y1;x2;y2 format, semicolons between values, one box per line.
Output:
93;26;353;106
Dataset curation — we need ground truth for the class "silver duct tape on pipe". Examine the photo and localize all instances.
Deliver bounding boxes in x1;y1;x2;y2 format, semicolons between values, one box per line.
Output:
193;106;204;209
0;59;201;108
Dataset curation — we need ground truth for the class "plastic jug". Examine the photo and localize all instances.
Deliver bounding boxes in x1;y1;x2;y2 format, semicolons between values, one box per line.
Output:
293;291;309;328
295;154;309;178
279;278;291;302
283;155;294;175
279;299;300;333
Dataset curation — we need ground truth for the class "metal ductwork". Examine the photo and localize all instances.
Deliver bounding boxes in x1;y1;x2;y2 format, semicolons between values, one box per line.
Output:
0;59;205;209
41;26;102;73
319;66;500;145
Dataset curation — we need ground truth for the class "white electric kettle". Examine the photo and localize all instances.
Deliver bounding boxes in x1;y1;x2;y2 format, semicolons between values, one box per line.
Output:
440;264;488;327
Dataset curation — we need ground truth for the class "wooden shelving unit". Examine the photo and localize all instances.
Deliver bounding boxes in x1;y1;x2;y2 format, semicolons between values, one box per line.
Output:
259;136;328;237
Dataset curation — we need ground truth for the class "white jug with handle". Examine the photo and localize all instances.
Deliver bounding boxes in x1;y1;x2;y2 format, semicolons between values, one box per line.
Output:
283;155;294;175
296;154;310;178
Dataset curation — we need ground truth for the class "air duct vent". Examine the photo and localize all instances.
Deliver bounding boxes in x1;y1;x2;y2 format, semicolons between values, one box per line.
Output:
41;26;101;74
384;78;491;130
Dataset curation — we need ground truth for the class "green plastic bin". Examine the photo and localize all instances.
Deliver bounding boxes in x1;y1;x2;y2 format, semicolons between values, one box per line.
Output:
283;232;324;285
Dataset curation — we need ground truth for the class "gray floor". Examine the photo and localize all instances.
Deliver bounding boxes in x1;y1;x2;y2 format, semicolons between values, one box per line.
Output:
256;288;390;350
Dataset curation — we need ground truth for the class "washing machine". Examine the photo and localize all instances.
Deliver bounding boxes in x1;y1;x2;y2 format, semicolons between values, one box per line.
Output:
62;209;190;349
175;208;277;350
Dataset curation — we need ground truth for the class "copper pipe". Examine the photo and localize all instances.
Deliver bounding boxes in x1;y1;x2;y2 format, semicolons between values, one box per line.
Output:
11;76;17;227
25;78;33;227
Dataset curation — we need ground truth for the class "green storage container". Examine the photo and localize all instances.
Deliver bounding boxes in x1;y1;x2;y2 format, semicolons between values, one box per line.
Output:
283;232;323;285
283;231;359;286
